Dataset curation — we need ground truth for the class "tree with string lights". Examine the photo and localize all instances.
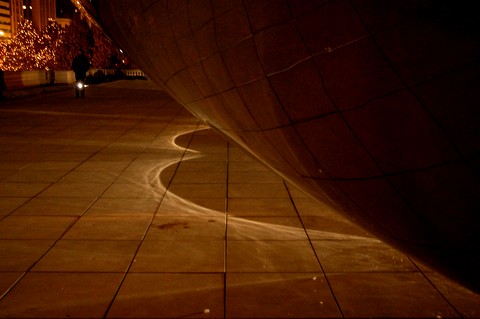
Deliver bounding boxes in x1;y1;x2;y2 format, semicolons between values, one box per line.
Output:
1;14;131;72
54;13;92;70
0;19;42;71
40;19;65;70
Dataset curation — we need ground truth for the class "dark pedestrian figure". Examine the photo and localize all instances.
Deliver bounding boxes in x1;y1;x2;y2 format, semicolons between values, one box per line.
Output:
72;49;90;97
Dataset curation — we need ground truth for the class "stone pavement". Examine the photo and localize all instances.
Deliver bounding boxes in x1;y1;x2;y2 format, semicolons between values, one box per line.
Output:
0;80;479;318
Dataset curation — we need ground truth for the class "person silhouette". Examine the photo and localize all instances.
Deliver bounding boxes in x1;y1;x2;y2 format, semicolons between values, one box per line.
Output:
71;49;90;97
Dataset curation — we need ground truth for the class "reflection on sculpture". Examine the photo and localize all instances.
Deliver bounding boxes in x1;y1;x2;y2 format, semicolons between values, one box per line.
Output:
76;0;480;293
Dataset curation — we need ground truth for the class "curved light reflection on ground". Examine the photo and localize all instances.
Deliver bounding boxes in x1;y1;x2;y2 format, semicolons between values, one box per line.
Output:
154;127;374;243
74;0;480;292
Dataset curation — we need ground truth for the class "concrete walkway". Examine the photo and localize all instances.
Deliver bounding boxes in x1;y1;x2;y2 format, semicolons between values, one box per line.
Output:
0;80;478;318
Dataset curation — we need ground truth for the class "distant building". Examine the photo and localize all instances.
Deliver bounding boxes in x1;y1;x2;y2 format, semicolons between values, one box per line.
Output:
30;0;56;30
56;0;74;27
0;0;59;41
0;0;21;39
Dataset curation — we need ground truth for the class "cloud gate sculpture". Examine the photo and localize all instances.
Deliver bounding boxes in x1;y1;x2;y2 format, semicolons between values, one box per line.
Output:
76;0;480;293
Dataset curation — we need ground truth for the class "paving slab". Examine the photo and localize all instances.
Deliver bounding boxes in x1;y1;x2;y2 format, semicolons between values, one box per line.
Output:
0;80;478;318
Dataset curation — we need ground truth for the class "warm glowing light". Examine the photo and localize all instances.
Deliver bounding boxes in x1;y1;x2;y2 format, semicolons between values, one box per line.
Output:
1;16;127;72
0;19;65;71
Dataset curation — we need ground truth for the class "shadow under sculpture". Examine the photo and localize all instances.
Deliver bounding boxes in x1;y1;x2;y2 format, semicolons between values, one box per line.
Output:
76;0;480;293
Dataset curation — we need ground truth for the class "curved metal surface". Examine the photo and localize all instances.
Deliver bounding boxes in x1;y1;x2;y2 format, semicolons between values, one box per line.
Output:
77;0;480;293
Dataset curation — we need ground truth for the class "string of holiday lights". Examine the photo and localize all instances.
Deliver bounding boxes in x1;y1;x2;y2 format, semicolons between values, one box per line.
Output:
0;19;64;71
0;15;129;72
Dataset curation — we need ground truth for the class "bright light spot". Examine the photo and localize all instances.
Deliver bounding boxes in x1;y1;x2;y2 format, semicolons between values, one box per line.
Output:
76;82;84;89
